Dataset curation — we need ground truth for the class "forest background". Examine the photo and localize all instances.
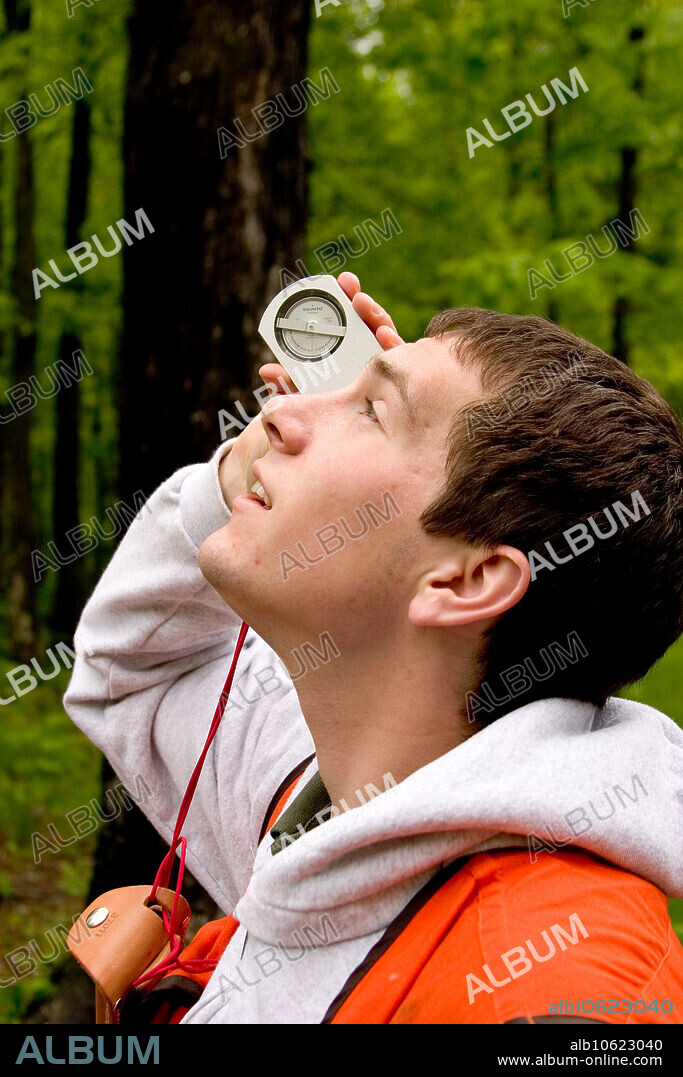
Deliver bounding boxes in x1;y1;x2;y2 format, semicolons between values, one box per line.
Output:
0;0;681;1023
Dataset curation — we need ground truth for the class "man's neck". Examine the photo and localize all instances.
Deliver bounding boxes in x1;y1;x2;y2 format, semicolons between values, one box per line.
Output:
279;622;480;813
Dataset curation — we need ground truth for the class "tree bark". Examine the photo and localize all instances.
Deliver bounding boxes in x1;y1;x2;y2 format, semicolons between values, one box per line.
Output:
544;112;559;325
119;0;311;504
50;99;91;637
5;0;38;663
0;142;7;616
612;26;645;364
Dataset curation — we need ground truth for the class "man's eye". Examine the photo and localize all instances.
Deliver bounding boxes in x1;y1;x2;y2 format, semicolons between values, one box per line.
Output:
362;397;381;424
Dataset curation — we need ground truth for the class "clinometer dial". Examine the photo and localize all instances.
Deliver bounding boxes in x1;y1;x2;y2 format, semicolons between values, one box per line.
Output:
274;290;347;361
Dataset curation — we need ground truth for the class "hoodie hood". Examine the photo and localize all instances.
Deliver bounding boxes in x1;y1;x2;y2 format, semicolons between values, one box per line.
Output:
235;696;683;946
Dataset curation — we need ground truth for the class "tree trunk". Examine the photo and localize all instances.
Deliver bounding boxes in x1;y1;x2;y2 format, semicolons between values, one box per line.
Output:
0;141;7;623
544;112;559;325
50;99;91;637
50;96;90;633
5;0;38;663
612;26;645;364
119;0;311;504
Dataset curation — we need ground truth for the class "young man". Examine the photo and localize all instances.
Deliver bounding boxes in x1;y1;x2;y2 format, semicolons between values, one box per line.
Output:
64;272;683;1024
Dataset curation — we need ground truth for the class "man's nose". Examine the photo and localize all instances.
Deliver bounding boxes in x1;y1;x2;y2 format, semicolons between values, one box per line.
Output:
260;383;345;453
260;391;312;453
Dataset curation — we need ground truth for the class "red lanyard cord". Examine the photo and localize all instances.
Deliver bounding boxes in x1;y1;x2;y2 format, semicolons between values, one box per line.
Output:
133;619;250;991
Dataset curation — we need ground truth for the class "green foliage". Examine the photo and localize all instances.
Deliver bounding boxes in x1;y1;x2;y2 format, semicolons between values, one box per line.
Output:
0;0;129;629
2;975;53;1024
0;661;99;845
622;635;683;726
670;899;683;940
0;659;100;1022
308;0;683;395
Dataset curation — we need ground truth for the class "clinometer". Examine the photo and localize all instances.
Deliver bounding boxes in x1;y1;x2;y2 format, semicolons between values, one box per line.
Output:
258;274;383;394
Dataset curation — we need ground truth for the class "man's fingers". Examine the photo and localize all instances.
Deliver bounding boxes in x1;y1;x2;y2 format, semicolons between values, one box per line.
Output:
337;273;403;342
258;362;299;395
352;291;399;333
337;271;361;300
352;290;404;345
375;323;405;350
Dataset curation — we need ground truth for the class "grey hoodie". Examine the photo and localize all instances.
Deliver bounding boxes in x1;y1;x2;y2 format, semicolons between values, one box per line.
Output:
63;439;683;1024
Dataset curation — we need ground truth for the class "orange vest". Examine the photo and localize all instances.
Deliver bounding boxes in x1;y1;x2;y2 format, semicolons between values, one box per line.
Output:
128;775;683;1025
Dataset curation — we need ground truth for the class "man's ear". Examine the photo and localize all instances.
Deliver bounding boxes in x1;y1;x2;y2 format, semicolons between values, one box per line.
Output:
408;545;530;628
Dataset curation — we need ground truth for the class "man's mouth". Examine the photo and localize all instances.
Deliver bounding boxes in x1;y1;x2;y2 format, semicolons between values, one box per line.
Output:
232;493;271;513
249;479;272;508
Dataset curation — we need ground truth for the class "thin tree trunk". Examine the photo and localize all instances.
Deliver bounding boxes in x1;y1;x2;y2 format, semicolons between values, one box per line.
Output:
50;98;91;637
544;112;559;325
0;142;7;620
612;26;645;364
5;0;38;663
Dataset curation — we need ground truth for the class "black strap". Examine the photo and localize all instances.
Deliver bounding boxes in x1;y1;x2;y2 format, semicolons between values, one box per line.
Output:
119;975;204;1024
321;856;471;1024
257;753;316;846
269;771;332;855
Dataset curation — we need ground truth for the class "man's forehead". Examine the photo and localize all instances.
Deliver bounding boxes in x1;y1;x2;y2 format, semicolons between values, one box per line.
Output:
367;336;480;416
385;334;461;373
393;335;454;359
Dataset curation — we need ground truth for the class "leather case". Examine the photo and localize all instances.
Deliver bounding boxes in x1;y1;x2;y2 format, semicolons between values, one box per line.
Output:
67;885;191;1024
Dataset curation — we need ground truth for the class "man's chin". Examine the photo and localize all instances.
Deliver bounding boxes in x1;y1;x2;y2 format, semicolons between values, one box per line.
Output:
198;527;265;626
198;526;233;592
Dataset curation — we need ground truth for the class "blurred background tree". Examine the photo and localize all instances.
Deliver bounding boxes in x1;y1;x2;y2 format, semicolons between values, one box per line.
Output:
0;0;680;1022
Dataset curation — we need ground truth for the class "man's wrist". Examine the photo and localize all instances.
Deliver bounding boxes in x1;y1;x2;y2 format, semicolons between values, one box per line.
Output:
179;440;234;547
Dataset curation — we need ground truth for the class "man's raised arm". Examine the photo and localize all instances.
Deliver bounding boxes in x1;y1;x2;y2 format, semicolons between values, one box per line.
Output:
63;436;313;912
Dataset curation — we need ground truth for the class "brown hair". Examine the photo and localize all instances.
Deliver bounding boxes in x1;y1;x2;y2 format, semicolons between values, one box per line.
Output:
421;308;683;723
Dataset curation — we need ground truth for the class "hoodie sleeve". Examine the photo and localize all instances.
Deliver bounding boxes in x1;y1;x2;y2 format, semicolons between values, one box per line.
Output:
62;438;314;913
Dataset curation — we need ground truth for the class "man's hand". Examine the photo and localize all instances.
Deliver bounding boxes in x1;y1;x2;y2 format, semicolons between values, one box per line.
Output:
218;272;403;510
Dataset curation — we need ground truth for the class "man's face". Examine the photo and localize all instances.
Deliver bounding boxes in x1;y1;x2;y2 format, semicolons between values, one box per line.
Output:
199;336;484;651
